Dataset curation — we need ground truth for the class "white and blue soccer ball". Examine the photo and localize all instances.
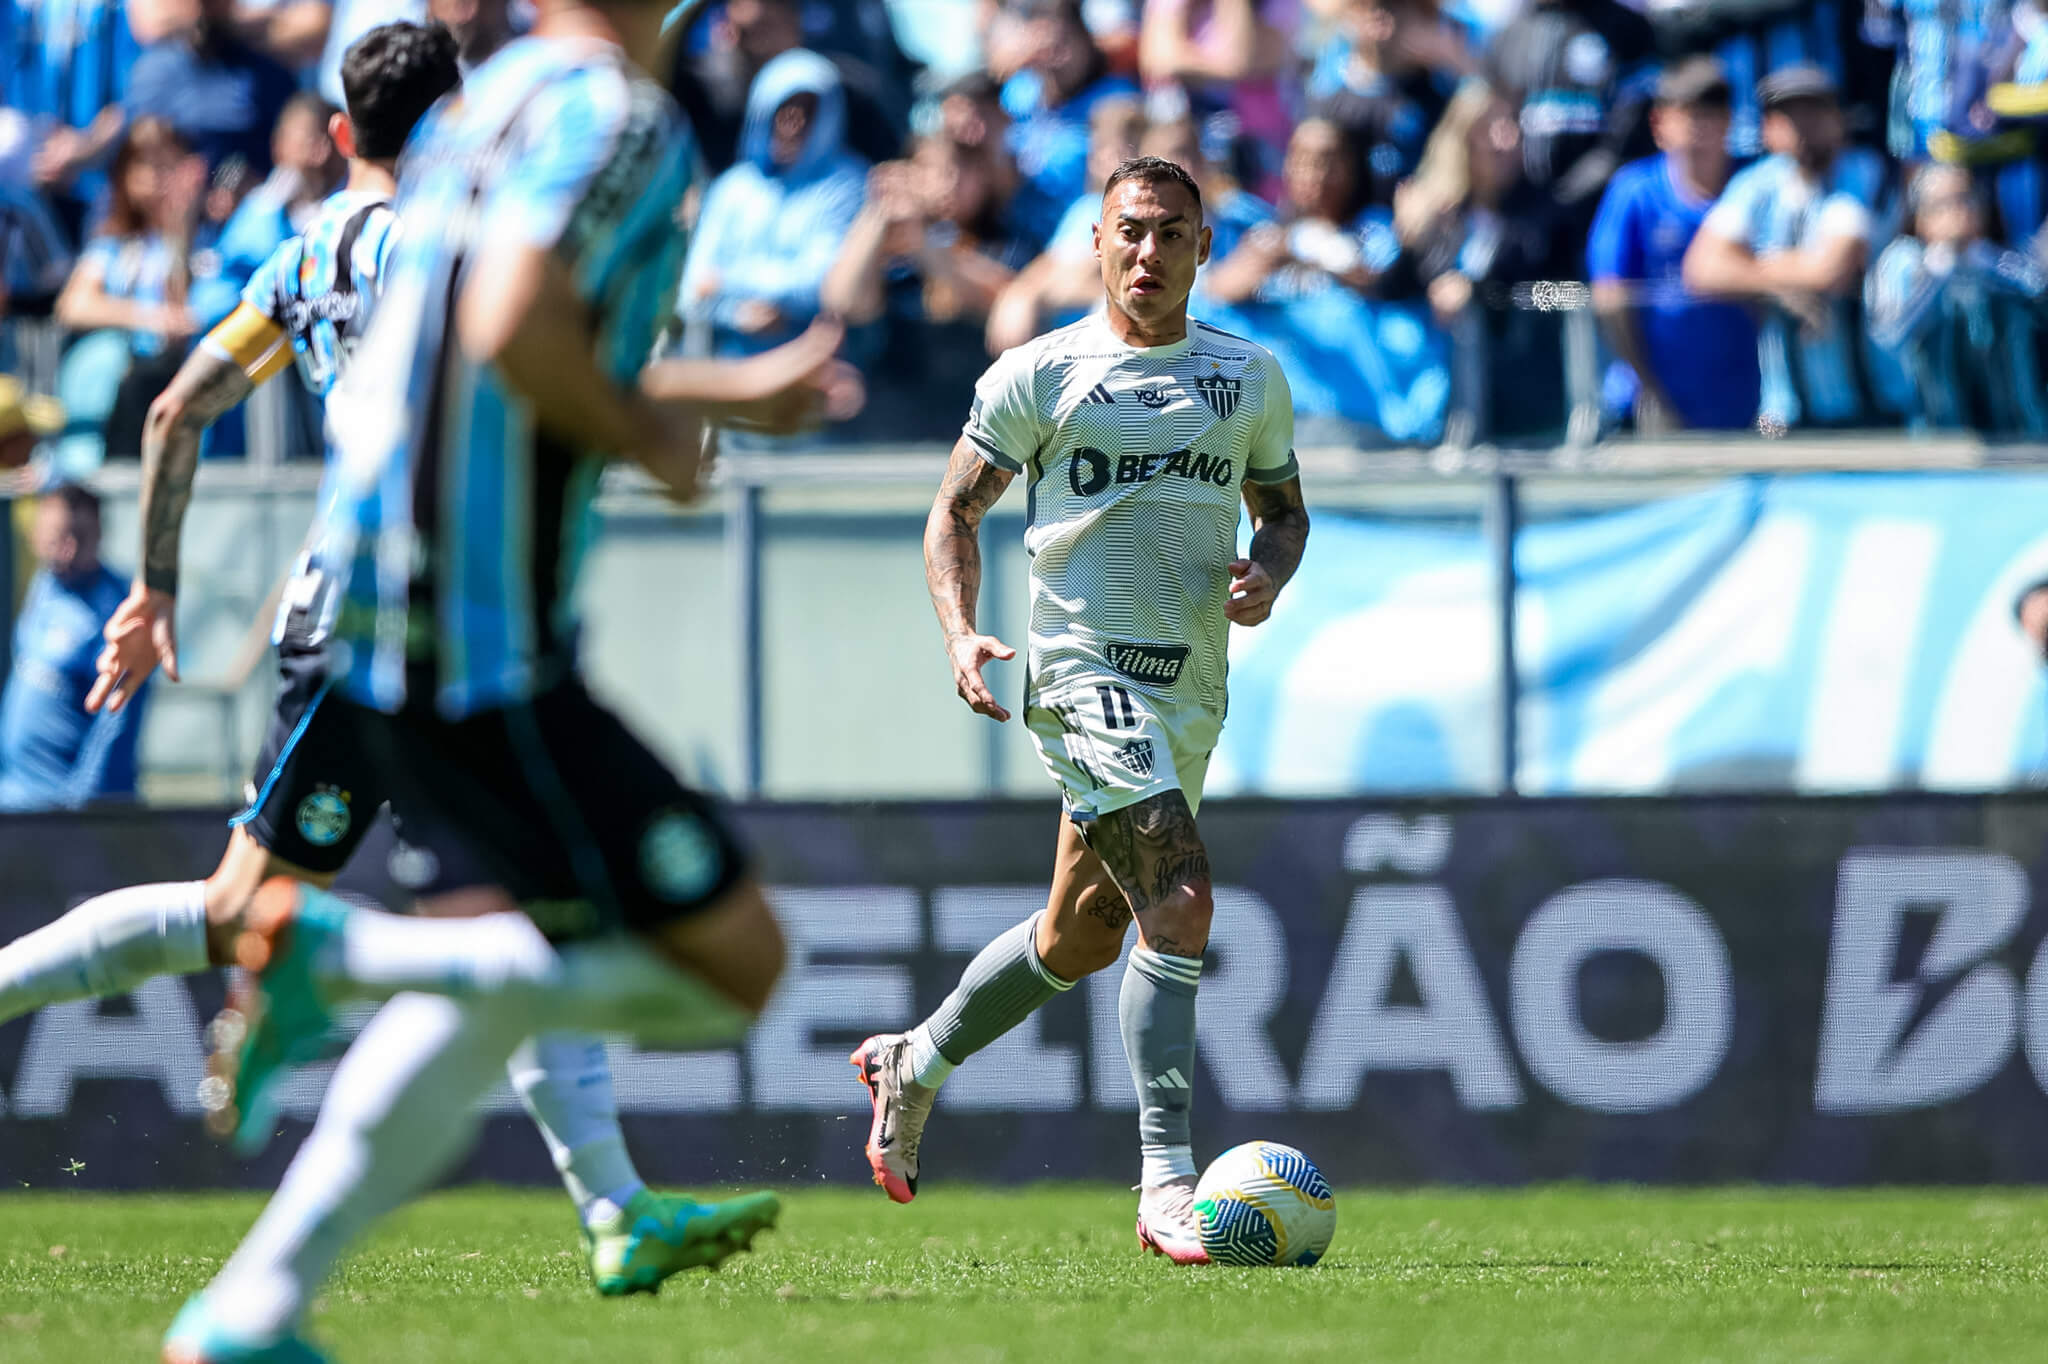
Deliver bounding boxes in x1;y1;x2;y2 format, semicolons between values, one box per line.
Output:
1193;1141;1337;1267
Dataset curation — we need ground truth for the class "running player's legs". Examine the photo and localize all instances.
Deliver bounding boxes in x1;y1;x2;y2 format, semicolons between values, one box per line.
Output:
856;683;1216;1223
0;648;370;1026
206;646;386;949
340;679;777;993
190;686;784;1343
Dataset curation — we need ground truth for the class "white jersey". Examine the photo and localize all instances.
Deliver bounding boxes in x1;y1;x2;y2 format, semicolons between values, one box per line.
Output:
964;312;1298;715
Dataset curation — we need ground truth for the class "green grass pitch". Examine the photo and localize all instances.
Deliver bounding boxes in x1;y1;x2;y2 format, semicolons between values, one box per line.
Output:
2;1185;2046;1361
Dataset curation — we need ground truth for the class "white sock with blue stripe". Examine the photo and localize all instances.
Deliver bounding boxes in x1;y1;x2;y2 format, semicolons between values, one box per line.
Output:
0;881;210;1024
507;1032;646;1226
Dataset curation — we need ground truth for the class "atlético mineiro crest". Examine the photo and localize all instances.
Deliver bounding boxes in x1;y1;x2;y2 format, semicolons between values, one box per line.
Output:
1196;373;1241;420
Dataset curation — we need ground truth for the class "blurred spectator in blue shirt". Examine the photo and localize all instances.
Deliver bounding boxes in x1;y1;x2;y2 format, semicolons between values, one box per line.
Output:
1204;116;1450;442
670;0;913;174
999;0;1139;246
824;123;1035;438
985;92;1146;352
125;0;298;180
8;0;142;233
1587;56;1760;433
1408;89;1585;442
1307;0;1465;215
1868;163;2048;434
1670;1;1892;161
0;181;76;317
1482;0;1658;239
54;116;201;359
189;91;342;331
1684;65;1891;432
1138;0;1303;202
682;49;869;358
1865;0;2008;161
0;483;146;810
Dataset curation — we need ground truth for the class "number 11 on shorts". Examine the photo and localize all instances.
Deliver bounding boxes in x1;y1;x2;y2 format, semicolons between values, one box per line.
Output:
1097;684;1136;731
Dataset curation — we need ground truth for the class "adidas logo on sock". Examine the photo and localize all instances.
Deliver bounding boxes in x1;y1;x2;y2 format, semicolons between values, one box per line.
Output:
1080;383;1115;405
1146;1068;1190;1091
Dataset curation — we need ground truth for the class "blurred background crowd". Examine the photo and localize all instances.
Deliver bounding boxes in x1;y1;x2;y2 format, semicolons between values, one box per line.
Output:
10;0;2048;809
10;0;2048;467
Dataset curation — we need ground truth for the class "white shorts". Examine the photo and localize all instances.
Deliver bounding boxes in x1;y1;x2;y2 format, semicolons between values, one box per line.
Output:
1024;678;1223;821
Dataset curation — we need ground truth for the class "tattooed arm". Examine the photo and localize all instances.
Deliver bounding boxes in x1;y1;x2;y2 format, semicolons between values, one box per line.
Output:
140;348;254;594
84;347;255;714
925;435;1017;721
1225;475;1309;627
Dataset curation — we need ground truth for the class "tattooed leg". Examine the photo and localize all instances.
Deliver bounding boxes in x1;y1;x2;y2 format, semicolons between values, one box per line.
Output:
1079;790;1213;957
1081;790;1214;1189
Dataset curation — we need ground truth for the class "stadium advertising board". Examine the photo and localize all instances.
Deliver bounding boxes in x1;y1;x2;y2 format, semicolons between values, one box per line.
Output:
3;797;2048;1189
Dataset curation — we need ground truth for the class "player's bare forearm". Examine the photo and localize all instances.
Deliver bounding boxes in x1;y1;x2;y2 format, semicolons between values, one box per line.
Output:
139;348;254;594
925;437;1014;643
1244;475;1309;592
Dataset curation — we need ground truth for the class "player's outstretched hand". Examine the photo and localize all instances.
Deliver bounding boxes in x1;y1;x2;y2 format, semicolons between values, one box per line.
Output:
87;585;178;714
1225;558;1277;627
643;318;866;436
947;632;1015;722
721;318;865;434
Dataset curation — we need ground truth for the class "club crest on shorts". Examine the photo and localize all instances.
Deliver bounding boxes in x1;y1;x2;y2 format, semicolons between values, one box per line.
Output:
1113;738;1156;776
641;809;721;903
295;787;352;847
1196;373;1240;421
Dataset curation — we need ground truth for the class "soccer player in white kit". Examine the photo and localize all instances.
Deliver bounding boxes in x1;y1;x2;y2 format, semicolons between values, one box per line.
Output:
853;155;1311;1263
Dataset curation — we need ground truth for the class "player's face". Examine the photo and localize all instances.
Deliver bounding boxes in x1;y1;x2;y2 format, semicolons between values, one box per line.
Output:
1096;178;1210;329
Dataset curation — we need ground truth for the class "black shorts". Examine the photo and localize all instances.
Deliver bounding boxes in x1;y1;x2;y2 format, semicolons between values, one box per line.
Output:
353;680;749;942
232;644;388;875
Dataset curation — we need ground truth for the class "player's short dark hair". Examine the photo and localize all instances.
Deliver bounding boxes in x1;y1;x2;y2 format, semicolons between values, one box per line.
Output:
1101;155;1204;221
342;21;461;161
45;481;100;522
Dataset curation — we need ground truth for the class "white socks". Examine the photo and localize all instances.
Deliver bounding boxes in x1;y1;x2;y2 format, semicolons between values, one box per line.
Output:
206;992;529;1341
317;904;750;1046
508;1033;645;1226
0;882;210;1024
1142;1145;1199;1187
904;1024;955;1089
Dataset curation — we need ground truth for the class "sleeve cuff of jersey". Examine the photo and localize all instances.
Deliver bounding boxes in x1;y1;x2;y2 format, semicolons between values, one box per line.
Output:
1246;451;1299;484
967;430;1022;472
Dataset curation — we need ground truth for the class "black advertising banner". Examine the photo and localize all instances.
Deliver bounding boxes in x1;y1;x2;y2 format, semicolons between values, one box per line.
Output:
2;797;2048;1190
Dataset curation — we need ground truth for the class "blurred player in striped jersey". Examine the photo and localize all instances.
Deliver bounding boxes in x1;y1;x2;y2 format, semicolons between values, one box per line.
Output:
853;155;1311;1263
0;12;737;1307
157;0;858;1356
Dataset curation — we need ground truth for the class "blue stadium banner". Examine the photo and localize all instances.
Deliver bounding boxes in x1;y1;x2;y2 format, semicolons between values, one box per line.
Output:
1218;473;2048;795
3;798;2048;1189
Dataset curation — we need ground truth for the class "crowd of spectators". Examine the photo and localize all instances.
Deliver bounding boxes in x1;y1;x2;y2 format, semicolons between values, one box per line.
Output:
672;0;2048;446
10;0;2048;474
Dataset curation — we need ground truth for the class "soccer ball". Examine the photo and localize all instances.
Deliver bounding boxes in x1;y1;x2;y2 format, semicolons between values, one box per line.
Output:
1193;1141;1336;1267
